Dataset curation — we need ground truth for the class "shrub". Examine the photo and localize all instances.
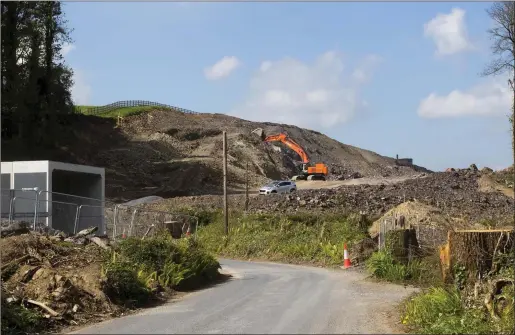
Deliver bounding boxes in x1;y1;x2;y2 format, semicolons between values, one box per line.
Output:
101;257;152;308
1;302;45;335
366;251;425;283
402;287;491;334
101;235;221;305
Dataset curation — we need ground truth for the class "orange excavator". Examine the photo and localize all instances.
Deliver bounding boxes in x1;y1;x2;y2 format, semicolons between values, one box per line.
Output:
252;128;329;181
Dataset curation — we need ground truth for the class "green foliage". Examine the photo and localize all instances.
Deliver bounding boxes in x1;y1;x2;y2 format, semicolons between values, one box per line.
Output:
101;257;152;308
1;1;75;144
452;263;467;290
402;287;491;334
366;251;421;283
197;211;366;266
1;302;45;335
100;235;221;306
365;250;441;286
77;105;178;118
175;207;222;227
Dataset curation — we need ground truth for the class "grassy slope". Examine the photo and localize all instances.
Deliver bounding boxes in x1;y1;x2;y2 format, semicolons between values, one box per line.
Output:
76;105;172;118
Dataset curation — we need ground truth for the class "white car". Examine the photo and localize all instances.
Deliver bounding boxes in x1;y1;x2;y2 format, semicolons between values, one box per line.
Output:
259;180;297;195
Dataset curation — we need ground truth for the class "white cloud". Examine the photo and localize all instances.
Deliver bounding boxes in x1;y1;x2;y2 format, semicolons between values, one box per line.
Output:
229;51;381;129
424;8;473;56
204;56;241;80
417;76;511;118
71;69;92;105
60;43;92;105
61;42;76;57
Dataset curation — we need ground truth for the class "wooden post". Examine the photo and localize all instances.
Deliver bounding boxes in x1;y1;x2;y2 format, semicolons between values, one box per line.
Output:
223;131;228;235
245;161;249;212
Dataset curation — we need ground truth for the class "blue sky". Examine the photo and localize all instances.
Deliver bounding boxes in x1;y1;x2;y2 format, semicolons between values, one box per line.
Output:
63;2;512;172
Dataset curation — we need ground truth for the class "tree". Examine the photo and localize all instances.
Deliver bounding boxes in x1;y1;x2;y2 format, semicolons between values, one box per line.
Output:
482;2;515;174
1;1;75;152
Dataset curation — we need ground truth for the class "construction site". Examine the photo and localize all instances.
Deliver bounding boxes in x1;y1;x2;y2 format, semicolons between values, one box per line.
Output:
2;103;514;334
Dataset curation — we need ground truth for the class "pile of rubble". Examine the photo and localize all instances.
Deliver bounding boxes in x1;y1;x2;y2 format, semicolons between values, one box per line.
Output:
250;168;513;222
163;168;514;226
1;224;116;333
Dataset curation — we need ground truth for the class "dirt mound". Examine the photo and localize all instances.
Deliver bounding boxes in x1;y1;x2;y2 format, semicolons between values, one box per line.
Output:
478;174;514;198
159;169;514;227
1;233;117;332
1;108;428;201
368;201;454;239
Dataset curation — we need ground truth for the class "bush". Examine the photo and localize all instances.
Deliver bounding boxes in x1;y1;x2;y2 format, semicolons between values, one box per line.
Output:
366;251;425;283
101;235;221;306
402;287;491;334
101;257;152;308
1;301;45;335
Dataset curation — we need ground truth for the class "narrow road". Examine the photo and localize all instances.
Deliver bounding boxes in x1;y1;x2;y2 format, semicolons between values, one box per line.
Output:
72;259;417;334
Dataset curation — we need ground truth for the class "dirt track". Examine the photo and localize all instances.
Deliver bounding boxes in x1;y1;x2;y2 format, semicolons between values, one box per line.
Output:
294;175;426;190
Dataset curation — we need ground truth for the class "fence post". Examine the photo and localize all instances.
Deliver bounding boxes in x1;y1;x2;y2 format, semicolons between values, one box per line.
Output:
33;188;39;230
378;221;382;251
113;205;119;239
74;205;83;234
8;196;15;224
129;209;138;237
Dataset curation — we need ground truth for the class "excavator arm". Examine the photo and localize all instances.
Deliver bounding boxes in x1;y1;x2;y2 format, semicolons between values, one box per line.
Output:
262;133;310;164
251;127;328;180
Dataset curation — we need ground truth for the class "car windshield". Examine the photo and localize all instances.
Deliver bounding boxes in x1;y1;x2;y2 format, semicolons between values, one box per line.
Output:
265;182;280;187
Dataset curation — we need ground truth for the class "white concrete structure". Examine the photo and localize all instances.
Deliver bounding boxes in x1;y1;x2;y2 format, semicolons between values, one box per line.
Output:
1;161;105;234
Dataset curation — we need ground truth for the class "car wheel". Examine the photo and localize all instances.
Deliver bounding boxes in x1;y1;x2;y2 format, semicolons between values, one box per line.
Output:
290;188;296;192
271;190;277;194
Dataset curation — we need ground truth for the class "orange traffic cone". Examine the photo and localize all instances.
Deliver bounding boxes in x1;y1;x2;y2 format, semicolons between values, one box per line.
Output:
343;243;352;269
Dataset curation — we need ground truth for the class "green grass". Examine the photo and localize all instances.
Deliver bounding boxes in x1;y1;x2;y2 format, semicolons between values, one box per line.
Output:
365;251;442;286
76;105;173;118
1;302;45;335
402;287;492;334
195;211;368;267
101;235;221;307
368;247;514;334
402;284;514;335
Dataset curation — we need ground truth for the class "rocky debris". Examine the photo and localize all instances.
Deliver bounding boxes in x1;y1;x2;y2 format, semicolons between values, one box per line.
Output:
1;230;115;331
491;165;514;189
481;167;493;174
160;170;514;226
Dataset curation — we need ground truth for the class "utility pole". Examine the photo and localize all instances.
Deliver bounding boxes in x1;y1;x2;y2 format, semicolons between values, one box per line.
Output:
245;160;249;212
223;131;228;235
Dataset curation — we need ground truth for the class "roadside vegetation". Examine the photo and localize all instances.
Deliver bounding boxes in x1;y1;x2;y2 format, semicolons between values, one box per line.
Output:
176;206;514;335
1;232;222;335
190;208;368;267
365;241;514;334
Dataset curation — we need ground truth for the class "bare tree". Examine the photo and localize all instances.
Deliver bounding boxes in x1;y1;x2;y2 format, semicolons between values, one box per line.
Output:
482;2;515;175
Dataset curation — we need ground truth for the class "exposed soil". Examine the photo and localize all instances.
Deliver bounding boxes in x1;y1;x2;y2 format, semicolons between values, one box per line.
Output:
154;168;514;227
0;233;119;333
2;108;427;202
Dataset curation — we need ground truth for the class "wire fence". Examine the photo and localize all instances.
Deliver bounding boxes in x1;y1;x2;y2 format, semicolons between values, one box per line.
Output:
1;188;197;240
378;215;448;260
76;100;200;116
109;205;198;240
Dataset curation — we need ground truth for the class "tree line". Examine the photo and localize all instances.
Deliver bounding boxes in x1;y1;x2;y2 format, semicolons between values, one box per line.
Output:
1;1;75;150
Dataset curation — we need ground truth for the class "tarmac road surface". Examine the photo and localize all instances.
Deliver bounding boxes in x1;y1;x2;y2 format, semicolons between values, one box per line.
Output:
72;259;417;334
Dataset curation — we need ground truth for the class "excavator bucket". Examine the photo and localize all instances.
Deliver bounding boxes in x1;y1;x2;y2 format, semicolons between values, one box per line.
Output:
251;128;265;140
